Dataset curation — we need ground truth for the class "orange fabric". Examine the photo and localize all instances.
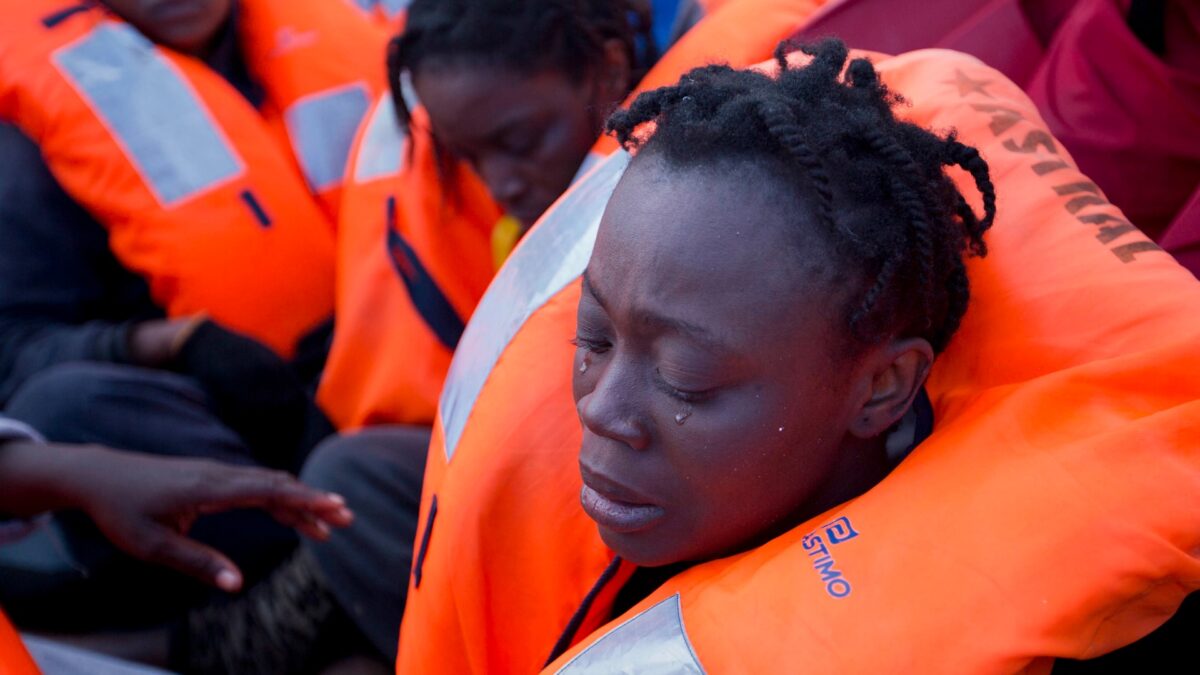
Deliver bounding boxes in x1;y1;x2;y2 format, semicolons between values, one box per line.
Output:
399;48;1200;675
395;1;829;672
318;104;500;429
0;611;38;675
553;51;1200;671
0;0;386;356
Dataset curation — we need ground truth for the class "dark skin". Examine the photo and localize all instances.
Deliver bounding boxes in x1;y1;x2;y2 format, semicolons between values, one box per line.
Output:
102;0;233;56
0;440;353;591
412;41;631;230
572;157;933;567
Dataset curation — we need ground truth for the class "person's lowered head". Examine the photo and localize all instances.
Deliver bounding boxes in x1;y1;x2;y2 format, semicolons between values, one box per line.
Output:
390;0;651;229
101;0;233;55
572;39;997;568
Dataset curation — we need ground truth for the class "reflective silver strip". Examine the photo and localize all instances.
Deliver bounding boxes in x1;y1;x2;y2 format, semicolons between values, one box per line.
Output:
378;0;411;17
569;151;604;186
556;594;705;674
0;415;43;443
439;150;631;460
53;23;243;206
349;0;410;17
25;635;174;675
398;70;421;111
353;95;406;182
285;83;371;191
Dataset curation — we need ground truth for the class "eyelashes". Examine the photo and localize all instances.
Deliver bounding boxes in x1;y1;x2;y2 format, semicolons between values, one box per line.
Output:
570;335;610;354
655;372;714;404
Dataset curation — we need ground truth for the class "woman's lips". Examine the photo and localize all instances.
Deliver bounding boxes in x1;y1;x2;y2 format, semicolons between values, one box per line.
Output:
580;484;666;534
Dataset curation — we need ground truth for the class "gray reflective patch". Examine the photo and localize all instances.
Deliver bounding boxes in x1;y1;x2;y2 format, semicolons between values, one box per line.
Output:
26;635;174;674
379;0;411;17
353;96;405;182
556;594;705;675
569;151;604;186
350;0;409;16
286;84;371;191
53;23;243;206
439;151;630;460
398;70;420;111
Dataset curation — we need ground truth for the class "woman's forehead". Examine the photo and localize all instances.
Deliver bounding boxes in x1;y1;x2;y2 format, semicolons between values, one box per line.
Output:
597;157;822;279
590;159;840;343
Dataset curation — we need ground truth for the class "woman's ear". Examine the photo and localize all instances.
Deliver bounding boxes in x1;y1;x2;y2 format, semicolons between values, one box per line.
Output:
597;38;632;104
849;337;934;439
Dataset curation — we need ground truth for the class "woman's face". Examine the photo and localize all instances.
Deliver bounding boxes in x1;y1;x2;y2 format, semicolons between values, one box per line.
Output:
414;62;622;229
573;158;895;567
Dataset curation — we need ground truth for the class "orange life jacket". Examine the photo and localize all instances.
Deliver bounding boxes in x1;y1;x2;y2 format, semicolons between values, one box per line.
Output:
317;0;823;429
0;0;387;356
397;49;1200;674
0;611;38;675
317;100;500;429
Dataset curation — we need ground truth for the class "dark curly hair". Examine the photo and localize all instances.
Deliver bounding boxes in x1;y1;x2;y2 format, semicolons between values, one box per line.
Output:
388;0;653;138
606;39;995;354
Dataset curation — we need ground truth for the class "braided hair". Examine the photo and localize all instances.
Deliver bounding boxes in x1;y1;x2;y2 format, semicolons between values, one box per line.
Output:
606;39;995;354
388;0;653;138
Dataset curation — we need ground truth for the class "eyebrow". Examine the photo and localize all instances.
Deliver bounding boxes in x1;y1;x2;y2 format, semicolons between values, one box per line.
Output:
582;268;732;354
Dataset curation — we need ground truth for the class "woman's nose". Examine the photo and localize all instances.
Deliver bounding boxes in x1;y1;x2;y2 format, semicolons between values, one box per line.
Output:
477;154;528;204
576;356;649;451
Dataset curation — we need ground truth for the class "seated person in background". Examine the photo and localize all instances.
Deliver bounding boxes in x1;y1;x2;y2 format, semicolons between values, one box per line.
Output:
320;0;819;435
0;0;382;633
0;413;351;672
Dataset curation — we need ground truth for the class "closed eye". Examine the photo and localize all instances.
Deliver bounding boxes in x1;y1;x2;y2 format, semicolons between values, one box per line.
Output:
571;335;611;354
656;368;715;404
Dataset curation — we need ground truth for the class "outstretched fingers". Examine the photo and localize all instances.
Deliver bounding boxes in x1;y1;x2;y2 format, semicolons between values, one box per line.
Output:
194;466;355;537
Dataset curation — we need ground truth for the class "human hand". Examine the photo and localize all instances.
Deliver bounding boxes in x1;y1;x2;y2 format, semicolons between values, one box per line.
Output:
170;319;326;470
127;316;205;368
66;446;353;591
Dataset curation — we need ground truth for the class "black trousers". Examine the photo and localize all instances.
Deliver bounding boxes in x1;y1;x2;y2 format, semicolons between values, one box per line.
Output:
299;425;429;661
